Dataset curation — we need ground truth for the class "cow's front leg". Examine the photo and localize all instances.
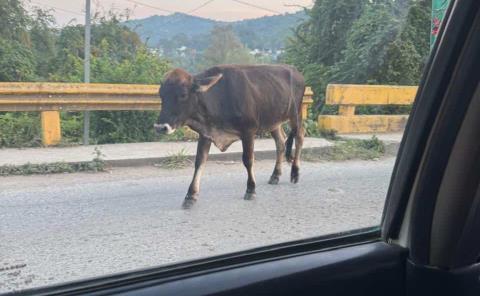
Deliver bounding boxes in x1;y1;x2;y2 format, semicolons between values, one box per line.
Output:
242;135;256;200
182;136;211;209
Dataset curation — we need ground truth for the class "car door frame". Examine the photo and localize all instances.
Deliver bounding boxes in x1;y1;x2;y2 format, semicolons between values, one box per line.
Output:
9;0;480;295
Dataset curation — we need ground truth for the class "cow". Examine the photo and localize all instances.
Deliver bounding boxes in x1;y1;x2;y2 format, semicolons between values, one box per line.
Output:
154;64;305;209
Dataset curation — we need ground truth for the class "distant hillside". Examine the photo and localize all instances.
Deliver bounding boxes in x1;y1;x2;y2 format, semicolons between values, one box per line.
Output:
124;11;306;51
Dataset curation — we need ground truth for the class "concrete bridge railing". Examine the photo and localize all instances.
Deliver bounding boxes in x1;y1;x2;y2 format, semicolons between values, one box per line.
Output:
318;84;417;134
0;83;314;146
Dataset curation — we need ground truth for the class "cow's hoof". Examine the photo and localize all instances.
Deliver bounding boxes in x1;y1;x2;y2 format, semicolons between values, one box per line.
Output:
268;175;279;185
244;192;256;200
291;166;299;184
182;198;197;209
290;175;299;184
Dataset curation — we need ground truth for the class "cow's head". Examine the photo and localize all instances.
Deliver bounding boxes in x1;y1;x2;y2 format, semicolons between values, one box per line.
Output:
154;68;223;134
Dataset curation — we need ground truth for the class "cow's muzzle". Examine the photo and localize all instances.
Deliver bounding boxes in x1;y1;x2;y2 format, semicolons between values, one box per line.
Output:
154;123;175;135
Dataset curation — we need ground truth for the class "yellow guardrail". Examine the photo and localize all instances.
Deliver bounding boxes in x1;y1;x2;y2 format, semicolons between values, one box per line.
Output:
0;82;160;111
318;84;418;134
0;83;314;146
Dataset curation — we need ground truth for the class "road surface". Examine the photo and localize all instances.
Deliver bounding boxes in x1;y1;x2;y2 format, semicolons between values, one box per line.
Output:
0;158;395;293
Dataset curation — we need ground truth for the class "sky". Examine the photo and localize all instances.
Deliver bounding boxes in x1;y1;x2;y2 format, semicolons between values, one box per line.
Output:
26;0;313;25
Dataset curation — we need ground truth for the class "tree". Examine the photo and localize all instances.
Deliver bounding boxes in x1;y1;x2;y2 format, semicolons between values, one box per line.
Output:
286;0;365;69
284;0;367;112
284;0;431;114
200;25;253;69
380;0;431;85
50;16;171;144
0;39;36;82
333;2;400;84
0;0;36;82
30;9;58;79
0;0;31;43
0;1;172;146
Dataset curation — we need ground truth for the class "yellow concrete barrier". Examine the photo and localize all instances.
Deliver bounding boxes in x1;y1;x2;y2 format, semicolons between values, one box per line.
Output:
0;82;314;146
318;84;418;134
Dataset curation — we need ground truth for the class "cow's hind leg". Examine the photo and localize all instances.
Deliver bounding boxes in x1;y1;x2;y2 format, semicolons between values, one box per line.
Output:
242;135;256;200
182;135;211;209
291;125;304;183
290;119;304;184
269;127;285;185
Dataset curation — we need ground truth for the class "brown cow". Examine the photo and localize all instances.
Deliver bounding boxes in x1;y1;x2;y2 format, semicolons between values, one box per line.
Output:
154;64;305;209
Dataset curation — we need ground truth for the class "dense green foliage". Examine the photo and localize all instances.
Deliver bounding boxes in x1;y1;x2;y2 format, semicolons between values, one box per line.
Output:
0;0;172;147
0;112;41;147
0;0;433;147
284;0;431;115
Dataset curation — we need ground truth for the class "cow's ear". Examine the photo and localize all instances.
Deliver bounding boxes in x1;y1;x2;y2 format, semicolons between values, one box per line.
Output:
192;73;223;93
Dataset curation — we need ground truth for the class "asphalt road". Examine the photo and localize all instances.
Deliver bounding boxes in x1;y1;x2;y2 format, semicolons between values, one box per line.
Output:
0;157;396;293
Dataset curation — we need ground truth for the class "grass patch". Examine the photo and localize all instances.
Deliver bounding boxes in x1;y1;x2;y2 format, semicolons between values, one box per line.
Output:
0;147;106;176
303;118;339;140
154;148;192;169
302;136;386;162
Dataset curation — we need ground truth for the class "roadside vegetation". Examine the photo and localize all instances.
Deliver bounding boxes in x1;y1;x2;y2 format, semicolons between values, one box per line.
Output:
154;149;193;170
284;0;431;117
302;136;387;162
0;147;105;176
0;136;389;176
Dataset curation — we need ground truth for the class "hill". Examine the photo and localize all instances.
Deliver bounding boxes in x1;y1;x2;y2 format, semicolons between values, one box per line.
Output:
124;11;306;51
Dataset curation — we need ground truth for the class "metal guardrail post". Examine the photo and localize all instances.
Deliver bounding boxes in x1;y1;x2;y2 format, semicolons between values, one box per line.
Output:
83;0;91;145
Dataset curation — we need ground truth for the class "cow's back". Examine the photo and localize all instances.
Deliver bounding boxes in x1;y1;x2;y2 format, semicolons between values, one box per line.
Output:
199;64;305;132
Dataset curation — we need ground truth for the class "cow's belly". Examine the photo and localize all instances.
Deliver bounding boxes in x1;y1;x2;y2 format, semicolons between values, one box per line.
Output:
190;125;239;152
209;129;240;152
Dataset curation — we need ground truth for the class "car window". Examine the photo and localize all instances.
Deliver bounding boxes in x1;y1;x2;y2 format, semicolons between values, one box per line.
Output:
0;0;446;293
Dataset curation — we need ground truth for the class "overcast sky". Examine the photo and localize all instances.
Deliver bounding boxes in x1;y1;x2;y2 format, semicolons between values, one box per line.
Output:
26;0;313;25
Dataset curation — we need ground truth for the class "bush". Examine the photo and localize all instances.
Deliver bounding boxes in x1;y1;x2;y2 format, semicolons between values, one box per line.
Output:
60;111;200;145
61;112;83;145
302;136;386;162
356;135;385;154
0;112;41;148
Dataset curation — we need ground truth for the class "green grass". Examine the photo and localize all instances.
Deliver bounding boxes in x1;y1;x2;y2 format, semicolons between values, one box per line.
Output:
0;147;106;176
154;148;193;169
302;136;386;162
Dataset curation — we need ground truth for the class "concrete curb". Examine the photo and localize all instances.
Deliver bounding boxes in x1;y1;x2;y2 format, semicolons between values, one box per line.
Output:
105;146;334;167
105;142;401;167
0;135;402;171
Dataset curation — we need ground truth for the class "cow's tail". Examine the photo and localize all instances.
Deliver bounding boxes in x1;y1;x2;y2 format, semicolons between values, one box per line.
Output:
285;128;296;163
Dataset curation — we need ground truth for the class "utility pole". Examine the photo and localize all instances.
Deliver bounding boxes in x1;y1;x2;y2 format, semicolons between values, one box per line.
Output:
431;0;450;49
83;0;91;145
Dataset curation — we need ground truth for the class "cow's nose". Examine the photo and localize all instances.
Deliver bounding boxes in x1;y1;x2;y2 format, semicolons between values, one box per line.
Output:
154;123;166;133
154;123;175;134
